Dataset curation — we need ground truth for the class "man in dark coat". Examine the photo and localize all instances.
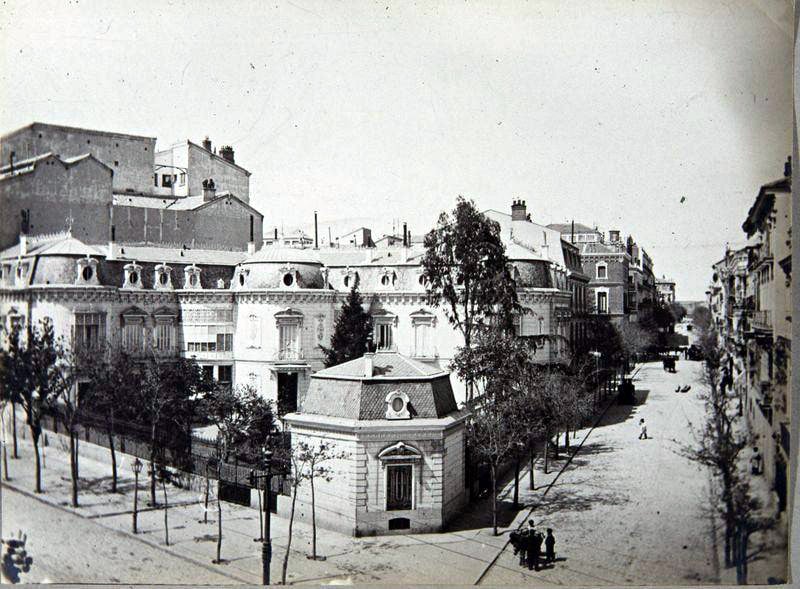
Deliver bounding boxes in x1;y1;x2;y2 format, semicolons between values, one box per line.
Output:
528;530;543;571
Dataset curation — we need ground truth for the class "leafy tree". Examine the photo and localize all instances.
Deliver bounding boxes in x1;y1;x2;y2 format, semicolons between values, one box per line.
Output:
466;393;524;535
422;196;519;401
691;304;713;332
135;356;208;506
53;345;83;507
617;320;655;369
203;384;276;564
1;323;27;460
16;319;61;494
80;348;137;493
669;302;688;323
320;279;373;367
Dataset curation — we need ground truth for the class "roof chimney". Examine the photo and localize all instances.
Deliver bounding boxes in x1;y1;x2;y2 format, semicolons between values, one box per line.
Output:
314;211;319;249
784;156;792;178
511;199;527;222
202;137;212;152
364;352;374;378
609;229;620;243
202;178;216;202
219;145;235;164
403;222;408;247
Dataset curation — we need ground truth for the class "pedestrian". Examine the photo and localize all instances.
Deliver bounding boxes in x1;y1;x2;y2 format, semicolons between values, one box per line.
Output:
751;447;762;475
529;530;543;571
544;528;556;563
638;418;648;440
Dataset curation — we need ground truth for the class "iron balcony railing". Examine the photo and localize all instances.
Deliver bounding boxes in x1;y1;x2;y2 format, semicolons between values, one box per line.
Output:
752;310;773;331
275;348;304;361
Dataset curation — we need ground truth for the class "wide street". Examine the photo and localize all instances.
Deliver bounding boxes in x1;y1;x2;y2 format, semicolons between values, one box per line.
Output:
4;359;729;585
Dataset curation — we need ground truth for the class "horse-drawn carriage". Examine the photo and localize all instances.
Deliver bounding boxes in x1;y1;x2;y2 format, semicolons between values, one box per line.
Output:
662;355;676;373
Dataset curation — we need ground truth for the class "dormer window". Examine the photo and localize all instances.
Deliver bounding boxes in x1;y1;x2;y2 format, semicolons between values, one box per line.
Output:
385;391;411;419
154;263;173;290
379;270;397;289
342;269;359;289
123;262;143;289
76;257;99;286
283;272;294;287
184;264;202;289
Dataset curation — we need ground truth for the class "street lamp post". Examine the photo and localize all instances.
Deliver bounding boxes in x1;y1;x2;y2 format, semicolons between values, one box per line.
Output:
590;350;601;405
132;457;142;534
250;448;274;586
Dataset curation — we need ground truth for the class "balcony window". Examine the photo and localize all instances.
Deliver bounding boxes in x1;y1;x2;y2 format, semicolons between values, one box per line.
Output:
215;333;233;352
376;322;393;350
278;323;300;359
74;313;105;351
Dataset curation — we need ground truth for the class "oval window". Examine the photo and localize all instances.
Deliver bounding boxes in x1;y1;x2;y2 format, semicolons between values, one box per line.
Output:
82;266;93;281
283;273;294;287
239;273;245;286
419;275;427;286
188;274;197;287
344;275;350;287
381;275;390;286
129;271;138;284
159;272;168;285
391;397;404;412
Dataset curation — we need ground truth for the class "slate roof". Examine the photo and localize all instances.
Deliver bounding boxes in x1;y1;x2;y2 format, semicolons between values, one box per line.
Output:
547;222;598;234
242;246;321;265
108;244;248;266
484;209;566;266
315;352;446;379
299;352;458;421
0;233;103;260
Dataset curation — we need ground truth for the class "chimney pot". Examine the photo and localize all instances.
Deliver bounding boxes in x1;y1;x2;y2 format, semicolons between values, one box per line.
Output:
202;137;212;152
202;178;217;202
219;145;235;164
511;199;527;221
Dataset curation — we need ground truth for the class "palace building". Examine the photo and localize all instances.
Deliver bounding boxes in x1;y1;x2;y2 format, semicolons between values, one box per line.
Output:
1;123;590;412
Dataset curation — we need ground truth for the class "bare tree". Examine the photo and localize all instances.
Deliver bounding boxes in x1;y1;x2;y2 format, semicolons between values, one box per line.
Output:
293;440;348;560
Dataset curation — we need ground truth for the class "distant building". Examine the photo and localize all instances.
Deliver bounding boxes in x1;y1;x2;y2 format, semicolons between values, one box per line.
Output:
339;227;375;248
282;351;469;535
656;275;677;303
627;237;657;322
0;122;261;252
262;228;313;248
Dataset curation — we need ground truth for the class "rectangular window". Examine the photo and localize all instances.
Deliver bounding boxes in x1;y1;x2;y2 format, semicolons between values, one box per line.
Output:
218;365;232;383
202;365;214;381
215;333;233;351
413;322;433;357
278;323;300;359
74;313;105;351
154;173;158;186
597;265;607;279
375;323;393;350
154;322;174;352
179;172;186;186
122;321;143;352
162;174;173;188
597;292;608;314
387;464;413;510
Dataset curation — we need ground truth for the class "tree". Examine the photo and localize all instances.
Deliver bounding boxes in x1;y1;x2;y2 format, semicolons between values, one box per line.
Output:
669;302;688;324
466;393;524;535
53;345;83;507
617;321;655;369
294;440;347;561
203;384;276;564
281;446;306;584
135;357;207;506
1;323;28;461
422;196;519;401
81;348;137;493
692;304;713;332
16;319;61;494
678;326;747;568
320;279;373;367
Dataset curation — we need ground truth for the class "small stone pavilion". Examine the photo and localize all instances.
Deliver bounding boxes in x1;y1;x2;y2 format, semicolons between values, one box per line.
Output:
281;351;469;536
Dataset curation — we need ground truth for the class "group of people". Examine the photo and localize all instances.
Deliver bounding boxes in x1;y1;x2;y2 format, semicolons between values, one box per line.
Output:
509;520;556;572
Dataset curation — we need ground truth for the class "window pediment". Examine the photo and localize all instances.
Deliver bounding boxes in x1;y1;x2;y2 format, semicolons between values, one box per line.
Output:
378;441;422;461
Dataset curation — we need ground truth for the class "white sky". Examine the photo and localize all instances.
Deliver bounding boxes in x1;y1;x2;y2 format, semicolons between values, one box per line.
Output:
0;0;793;300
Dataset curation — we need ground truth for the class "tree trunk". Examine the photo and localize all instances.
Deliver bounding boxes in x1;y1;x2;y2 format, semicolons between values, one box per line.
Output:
163;480;170;546
565;429;570;452
552;433;559;459
311;476;317;559
2;437;8;481
282;483;300;584
11;403;18;459
490;463;498;536
529;445;535;490
203;472;210;524
215;463;223;563
30;425;42;493
513;457;520;509
543;429;550;475
108;432;117;493
69;431;79;507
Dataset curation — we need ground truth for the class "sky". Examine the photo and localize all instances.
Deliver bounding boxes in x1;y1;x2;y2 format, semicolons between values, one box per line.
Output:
0;0;793;300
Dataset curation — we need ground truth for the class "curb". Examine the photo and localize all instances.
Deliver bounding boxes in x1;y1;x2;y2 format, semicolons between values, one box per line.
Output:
473;364;642;585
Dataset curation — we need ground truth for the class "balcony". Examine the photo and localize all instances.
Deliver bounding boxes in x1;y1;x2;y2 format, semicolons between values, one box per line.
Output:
274;348;304;362
752;310;772;331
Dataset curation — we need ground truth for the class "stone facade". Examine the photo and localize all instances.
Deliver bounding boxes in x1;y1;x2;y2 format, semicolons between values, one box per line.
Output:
281;353;469;536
